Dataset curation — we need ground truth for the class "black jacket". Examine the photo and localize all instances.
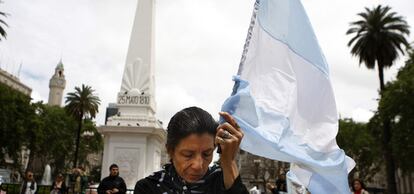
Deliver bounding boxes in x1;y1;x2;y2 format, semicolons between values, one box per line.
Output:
134;164;248;194
97;175;127;194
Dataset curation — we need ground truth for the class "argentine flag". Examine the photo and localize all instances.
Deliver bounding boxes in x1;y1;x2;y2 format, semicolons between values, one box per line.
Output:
221;0;355;193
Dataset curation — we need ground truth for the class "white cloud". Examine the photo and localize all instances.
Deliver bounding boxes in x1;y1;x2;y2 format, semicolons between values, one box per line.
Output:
30;89;44;103
351;108;375;123
155;83;198;124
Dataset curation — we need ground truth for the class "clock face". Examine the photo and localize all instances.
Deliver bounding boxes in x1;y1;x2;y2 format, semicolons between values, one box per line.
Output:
57;79;64;85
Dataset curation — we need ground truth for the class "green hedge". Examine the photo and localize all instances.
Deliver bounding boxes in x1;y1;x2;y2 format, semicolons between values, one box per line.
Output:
1;183;52;194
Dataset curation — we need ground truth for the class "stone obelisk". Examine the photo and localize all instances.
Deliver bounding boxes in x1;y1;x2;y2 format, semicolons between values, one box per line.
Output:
99;0;166;189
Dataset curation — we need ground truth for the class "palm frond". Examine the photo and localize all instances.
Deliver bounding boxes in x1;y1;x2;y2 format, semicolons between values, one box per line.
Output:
0;11;7;40
65;84;101;120
346;4;410;73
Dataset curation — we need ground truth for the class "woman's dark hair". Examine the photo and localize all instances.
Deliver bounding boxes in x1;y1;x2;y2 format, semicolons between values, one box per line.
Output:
351;179;366;191
166;106;218;152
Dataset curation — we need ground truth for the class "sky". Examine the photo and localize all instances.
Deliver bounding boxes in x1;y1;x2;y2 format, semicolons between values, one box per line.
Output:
0;0;413;127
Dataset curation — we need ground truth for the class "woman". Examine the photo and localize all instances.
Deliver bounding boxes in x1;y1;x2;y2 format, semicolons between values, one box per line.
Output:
134;106;248;194
351;179;369;194
50;174;67;194
20;171;37;194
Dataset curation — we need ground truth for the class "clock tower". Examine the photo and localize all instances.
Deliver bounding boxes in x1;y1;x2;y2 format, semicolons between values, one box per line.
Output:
48;60;66;106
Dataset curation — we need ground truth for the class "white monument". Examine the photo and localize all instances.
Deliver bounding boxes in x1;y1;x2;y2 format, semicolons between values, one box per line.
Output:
98;0;166;189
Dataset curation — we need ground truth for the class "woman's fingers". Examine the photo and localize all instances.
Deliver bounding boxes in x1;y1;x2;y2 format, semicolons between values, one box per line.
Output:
216;112;244;142
218;122;243;139
220;129;232;139
215;136;225;145
216;112;245;162
217;128;237;142
219;112;241;131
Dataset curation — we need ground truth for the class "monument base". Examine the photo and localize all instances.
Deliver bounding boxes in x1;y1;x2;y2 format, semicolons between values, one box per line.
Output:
98;125;166;189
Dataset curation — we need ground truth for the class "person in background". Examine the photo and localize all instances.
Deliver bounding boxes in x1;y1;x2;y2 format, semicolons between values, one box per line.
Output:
97;164;126;194
266;182;278;194
1;178;7;194
50;174;67;194
134;106;249;194
20;171;37;194
73;168;82;194
275;172;287;193
79;167;89;194
0;185;5;194
351;179;369;194
11;171;20;183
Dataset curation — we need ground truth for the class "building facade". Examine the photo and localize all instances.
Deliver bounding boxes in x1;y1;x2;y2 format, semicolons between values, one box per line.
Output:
237;151;289;193
0;68;32;96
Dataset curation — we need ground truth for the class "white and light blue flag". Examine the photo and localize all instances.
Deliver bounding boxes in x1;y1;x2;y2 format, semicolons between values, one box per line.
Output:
221;0;355;193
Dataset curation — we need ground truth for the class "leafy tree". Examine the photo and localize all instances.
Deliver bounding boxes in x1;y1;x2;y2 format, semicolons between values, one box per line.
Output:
0;83;34;169
1;82;101;174
22;103;77;174
36;104;77;175
11;100;101;175
377;50;414;173
337;118;381;182
346;5;410;193
77;118;103;168
0;84;75;174
0;0;8;40
65;84;101;168
24;102;48;170
406;47;414;65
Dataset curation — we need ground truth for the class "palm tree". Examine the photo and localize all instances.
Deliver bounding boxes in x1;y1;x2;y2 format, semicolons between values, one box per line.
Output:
66;84;100;168
346;5;410;194
0;2;8;41
347;5;410;90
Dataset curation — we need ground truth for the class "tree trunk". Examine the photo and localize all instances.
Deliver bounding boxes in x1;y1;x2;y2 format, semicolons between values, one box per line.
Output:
26;147;35;171
378;65;398;194
26;137;38;172
378;65;385;91
54;155;66;177
383;119;398;194
73;113;83;168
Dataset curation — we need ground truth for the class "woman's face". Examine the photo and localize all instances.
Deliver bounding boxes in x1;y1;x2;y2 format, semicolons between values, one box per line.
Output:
170;133;215;183
57;175;63;182
353;180;362;191
26;172;34;181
